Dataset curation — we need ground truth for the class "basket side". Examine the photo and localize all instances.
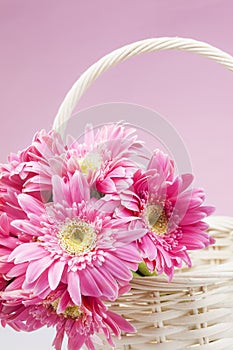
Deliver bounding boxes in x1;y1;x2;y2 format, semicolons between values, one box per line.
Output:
94;216;233;350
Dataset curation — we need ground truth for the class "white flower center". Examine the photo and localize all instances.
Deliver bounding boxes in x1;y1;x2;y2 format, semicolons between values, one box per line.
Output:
79;151;102;174
145;204;168;236
59;220;96;255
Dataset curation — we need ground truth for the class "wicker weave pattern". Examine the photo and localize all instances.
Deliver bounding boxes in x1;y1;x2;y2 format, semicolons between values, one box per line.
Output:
94;216;233;350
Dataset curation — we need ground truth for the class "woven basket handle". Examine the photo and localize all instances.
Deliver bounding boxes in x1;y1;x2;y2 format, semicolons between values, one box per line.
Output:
53;37;233;131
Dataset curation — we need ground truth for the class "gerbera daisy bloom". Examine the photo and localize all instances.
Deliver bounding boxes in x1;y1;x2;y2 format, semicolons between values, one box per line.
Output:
7;170;146;303
115;149;215;280
22;123;144;199
66;122;144;195
0;129;66;205
0;286;135;350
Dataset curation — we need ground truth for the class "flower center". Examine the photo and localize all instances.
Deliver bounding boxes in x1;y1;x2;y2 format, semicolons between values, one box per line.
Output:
59;220;96;255
50;299;82;319
145;204;168;235
79;151;102;175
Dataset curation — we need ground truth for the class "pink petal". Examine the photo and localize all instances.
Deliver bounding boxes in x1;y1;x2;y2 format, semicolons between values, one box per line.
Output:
33;270;50;296
108;166;126;178
0;213;9;236
97;178;116;193
52;326;65;350
147;150;174;181
0;262;12;274
107;310;135;333
89;267;118;300
49;157;65;176
17;194;44;215
79;268;102;297
115;179;132;191
52;175;69;204
5;275;25;291
121;200;139;211
201;205;215;216
9;243;45;263
181;211;207;225
11;220;40;236
37;285;51;299
68;331;85;350
57;290;70;313
68;271;81;306
71;170;90;203
113;245;141;262
94;195;120;213
139;234;158;260
0;237;18;249
157;245;172;268
104;255;132;281
26;254;52;283
180;174;194;192
118;283;131;296
103;312;125;337
113;228;147;247
48;260;65;290
7;262;28;278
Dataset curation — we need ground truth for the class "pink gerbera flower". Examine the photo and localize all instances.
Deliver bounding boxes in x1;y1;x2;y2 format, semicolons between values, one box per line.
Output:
116;150;215;280
0;129;66;207
22;123;144;198
0;287;134;350
66;123;144;194
7;170;145;303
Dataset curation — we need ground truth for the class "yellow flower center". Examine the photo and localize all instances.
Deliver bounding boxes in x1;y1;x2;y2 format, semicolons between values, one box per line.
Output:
50;299;82;319
79;151;102;175
59;220;96;256
146;204;168;235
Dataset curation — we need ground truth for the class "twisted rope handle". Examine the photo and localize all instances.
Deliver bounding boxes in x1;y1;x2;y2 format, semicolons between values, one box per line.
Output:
53;37;233;131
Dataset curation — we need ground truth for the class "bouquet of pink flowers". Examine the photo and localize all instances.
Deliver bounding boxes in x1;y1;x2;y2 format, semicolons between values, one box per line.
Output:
0;123;214;350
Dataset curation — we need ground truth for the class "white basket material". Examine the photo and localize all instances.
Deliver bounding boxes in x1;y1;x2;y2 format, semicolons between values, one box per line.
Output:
94;216;233;350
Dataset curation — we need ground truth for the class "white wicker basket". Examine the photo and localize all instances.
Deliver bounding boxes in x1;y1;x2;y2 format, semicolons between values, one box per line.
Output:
96;216;233;350
53;38;233;350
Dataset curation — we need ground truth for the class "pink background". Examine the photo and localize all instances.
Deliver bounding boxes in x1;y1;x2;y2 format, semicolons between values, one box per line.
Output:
1;0;233;216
